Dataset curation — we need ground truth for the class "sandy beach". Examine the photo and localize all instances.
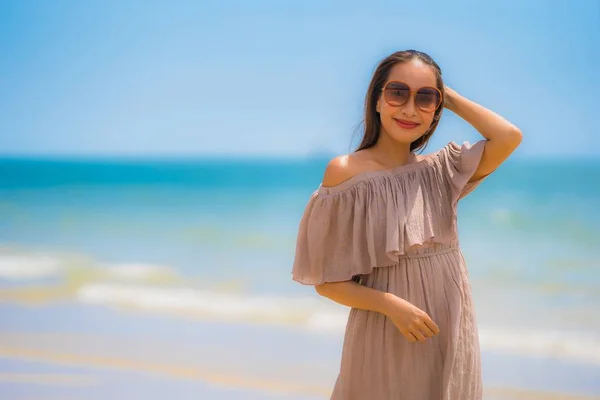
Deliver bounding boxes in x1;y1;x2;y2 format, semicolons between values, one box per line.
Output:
1;302;599;400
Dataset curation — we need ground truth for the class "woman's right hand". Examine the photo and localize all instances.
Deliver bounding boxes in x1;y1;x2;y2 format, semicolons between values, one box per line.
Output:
384;295;440;343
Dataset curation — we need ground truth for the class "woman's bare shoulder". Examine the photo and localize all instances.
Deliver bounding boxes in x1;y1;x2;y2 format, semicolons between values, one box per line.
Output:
322;152;372;187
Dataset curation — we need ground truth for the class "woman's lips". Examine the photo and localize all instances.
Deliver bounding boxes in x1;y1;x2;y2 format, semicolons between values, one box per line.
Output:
394;119;420;129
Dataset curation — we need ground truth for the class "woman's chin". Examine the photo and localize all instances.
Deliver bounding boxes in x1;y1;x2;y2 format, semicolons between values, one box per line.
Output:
381;123;422;141
387;131;424;145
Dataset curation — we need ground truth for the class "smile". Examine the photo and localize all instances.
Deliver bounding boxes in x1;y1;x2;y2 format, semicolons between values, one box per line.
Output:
394;119;420;129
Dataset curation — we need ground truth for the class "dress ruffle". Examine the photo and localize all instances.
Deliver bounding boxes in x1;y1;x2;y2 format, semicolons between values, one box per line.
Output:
444;140;489;200
291;140;488;286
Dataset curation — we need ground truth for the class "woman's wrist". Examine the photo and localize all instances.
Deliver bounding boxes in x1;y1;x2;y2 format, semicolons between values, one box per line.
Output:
379;292;400;315
443;86;459;111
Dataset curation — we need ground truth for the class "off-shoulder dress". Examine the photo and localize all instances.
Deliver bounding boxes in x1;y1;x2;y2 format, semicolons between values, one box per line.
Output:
292;141;489;400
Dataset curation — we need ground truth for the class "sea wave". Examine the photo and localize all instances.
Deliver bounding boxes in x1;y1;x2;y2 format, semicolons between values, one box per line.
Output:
0;254;63;280
102;263;177;281
76;282;325;324
2;248;600;367
74;282;600;366
0;251;181;285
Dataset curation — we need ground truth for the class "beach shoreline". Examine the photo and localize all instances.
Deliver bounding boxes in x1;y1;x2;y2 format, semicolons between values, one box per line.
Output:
0;302;599;399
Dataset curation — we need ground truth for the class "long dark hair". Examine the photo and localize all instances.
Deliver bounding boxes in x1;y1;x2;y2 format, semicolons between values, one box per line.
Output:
355;50;445;153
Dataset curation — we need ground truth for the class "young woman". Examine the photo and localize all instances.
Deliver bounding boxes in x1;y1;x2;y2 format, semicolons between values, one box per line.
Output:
291;50;522;399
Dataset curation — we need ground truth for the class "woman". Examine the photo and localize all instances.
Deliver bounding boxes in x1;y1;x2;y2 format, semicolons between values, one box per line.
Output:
291;50;522;399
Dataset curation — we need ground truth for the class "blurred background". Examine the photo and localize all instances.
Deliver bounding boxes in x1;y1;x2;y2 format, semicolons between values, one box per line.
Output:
0;0;599;399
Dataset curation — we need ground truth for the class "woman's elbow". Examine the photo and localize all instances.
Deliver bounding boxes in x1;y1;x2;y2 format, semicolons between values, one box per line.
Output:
315;283;329;297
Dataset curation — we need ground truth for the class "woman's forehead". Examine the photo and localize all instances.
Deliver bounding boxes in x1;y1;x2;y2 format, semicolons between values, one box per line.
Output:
386;60;437;87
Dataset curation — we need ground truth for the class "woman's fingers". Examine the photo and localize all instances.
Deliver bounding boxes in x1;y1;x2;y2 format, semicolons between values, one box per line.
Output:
420;318;441;337
419;321;437;338
393;312;440;343
424;317;440;335
410;329;427;343
401;329;417;343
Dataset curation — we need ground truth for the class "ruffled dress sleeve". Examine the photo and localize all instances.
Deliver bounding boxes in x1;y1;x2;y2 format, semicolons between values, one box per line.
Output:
291;140;491;286
442;140;489;201
291;187;375;286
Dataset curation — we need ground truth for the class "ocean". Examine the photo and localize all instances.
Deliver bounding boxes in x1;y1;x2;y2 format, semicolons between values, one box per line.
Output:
1;154;599;397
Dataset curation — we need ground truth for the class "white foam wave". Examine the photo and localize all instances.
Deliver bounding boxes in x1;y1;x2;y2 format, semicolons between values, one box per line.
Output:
306;310;349;333
76;283;322;322
102;263;174;281
74;283;600;366
478;327;600;366
0;254;63;280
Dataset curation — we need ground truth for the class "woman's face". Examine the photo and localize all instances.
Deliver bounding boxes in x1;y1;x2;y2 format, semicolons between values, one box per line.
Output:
376;60;440;146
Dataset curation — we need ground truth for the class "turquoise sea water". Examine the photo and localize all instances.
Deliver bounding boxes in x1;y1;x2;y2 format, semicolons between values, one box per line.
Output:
1;154;599;368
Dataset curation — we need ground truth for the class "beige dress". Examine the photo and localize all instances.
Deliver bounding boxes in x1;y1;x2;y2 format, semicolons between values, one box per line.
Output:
292;141;489;400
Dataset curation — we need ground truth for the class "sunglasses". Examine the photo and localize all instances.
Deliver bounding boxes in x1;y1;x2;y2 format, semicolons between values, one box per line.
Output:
382;81;442;113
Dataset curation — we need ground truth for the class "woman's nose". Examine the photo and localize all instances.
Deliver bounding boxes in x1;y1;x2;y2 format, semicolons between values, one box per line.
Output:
401;95;417;116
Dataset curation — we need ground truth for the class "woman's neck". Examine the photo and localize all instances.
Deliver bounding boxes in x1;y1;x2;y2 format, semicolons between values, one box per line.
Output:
368;131;416;168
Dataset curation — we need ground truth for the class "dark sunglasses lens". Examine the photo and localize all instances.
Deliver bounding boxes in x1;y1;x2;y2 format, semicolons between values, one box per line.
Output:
385;82;410;105
416;88;440;111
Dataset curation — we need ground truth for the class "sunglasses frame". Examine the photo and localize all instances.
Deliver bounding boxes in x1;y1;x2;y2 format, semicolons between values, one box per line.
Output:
382;81;443;113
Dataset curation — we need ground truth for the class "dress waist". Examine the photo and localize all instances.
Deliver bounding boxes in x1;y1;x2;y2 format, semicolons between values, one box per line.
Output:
398;242;459;259
352;242;460;285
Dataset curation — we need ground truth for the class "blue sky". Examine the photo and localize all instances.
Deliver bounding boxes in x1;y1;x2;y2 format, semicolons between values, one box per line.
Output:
1;0;598;158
